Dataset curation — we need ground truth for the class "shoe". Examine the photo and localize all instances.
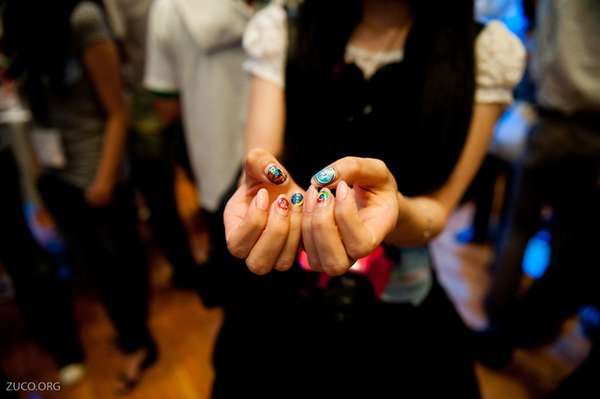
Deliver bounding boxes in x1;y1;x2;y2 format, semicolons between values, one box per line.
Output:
117;343;158;394
59;363;86;387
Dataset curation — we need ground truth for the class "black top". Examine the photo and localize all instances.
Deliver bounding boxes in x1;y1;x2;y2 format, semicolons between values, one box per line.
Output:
284;22;483;197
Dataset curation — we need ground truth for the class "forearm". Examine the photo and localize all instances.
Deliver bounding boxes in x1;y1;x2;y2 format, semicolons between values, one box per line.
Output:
384;194;448;247
94;111;129;185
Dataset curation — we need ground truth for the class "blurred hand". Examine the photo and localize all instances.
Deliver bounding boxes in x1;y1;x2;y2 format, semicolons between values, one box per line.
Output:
303;157;400;276
85;178;114;207
224;148;305;274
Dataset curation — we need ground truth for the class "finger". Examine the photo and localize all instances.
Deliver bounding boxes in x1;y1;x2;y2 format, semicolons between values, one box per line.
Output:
302;186;322;272
275;192;304;271
312;188;353;276
311;157;392;190
334;181;377;260
246;194;291;275
225;188;269;259
245;148;290;187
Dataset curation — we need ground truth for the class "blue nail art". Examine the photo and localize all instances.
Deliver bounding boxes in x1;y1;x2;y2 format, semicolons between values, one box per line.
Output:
313;167;336;186
291;193;304;207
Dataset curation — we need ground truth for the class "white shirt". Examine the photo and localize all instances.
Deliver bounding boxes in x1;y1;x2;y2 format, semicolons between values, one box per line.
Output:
144;0;251;211
532;0;600;114
243;3;526;105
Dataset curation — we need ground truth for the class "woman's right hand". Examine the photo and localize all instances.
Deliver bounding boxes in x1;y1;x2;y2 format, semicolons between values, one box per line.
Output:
224;148;305;275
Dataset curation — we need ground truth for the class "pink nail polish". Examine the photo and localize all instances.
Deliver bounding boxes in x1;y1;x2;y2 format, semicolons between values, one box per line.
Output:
256;189;269;210
337;181;348;200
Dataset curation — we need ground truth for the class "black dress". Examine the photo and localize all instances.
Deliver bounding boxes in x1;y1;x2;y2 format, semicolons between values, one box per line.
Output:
211;21;482;399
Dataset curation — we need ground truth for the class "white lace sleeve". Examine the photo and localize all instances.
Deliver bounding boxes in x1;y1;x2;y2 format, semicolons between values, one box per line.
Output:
243;3;288;88
475;20;526;104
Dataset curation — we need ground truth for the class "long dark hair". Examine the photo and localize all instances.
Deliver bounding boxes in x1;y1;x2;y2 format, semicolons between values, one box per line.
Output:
1;0;101;123
288;0;477;192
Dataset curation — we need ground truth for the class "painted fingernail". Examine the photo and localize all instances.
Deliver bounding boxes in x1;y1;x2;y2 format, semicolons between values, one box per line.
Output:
276;196;290;214
337;180;349;200
256;189;269;210
291;193;304;207
265;163;287;185
312;167;336;186
317;189;331;205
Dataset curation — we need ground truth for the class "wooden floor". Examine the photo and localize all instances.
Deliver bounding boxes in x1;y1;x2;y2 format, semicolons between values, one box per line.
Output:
0;181;590;398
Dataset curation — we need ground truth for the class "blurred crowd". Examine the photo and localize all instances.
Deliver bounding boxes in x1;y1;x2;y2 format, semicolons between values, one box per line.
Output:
0;0;598;398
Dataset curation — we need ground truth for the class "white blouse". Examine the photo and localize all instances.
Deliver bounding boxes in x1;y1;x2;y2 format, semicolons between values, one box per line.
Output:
243;3;526;104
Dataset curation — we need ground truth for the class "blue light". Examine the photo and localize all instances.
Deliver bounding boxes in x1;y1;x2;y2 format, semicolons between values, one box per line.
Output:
522;229;551;279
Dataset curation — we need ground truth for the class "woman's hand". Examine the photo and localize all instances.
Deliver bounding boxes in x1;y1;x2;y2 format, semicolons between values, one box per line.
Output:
303;157;400;276
224;148;305;275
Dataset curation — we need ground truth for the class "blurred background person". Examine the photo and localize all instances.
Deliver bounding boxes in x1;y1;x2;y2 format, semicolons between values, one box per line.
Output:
478;0;600;396
104;0;201;290
143;0;258;306
0;56;84;386
1;0;157;391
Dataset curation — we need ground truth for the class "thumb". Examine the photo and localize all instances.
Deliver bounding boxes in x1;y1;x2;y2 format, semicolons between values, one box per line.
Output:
244;148;290;187
311;157;394;191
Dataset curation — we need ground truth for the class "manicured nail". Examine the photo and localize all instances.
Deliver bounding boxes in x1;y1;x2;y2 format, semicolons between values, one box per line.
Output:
256;189;269;210
336;180;349;200
265;163;287;185
291;193;304;207
304;186;317;213
312;167;336;186
276;196;290;214
317;189;331;205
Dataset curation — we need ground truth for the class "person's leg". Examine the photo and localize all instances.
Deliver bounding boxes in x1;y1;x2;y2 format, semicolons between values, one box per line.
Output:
88;182;154;354
131;154;198;283
485;125;548;319
129;126;198;286
0;152;83;367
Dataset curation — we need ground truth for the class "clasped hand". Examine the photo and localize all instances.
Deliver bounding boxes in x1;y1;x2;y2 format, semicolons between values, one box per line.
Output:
224;149;400;276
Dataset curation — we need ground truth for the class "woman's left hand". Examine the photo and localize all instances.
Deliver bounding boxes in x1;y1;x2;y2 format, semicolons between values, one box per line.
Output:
303;157;400;276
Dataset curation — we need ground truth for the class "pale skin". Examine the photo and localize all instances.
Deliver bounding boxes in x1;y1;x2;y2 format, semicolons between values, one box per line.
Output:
225;0;505;276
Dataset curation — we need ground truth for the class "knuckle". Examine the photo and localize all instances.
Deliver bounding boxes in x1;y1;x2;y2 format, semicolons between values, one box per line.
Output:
347;243;372;260
245;148;264;166
266;221;288;237
312;215;331;233
275;257;293;271
343;157;361;174
324;263;348;277
227;239;246;259
246;258;270;275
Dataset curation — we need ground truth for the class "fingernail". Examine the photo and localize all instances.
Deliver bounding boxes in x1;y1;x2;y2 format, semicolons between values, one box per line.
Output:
276;196;290;215
304;186;317;213
291;192;304;207
265;163;287;185
337;180;349;200
317;189;331;206
256;189;269;210
312;167;336;186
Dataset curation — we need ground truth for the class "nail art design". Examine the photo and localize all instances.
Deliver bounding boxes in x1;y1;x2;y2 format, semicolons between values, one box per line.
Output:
313;167;336;186
265;164;287;185
277;197;290;211
291;193;304;207
317;190;331;203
